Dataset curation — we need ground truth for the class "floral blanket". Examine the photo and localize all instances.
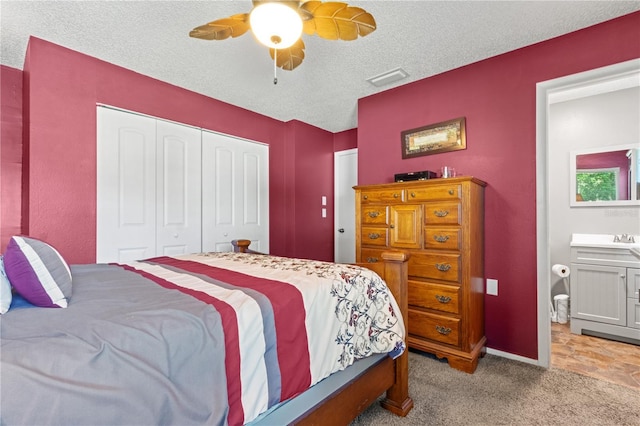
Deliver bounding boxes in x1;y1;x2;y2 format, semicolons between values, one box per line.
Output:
130;252;406;424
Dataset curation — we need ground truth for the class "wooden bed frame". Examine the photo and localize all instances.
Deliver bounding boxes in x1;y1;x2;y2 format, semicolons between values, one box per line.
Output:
231;240;413;424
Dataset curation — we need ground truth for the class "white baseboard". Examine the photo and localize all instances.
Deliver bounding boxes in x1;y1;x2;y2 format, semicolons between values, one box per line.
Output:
486;348;541;367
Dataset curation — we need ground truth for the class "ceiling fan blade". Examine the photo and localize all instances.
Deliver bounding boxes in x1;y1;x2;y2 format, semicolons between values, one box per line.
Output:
269;38;306;71
189;13;250;40
300;1;376;41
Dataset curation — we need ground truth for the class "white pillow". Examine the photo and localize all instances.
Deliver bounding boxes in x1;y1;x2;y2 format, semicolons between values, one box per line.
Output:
0;255;12;314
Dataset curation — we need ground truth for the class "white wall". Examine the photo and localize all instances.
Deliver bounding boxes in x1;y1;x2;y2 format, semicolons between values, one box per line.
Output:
548;86;640;297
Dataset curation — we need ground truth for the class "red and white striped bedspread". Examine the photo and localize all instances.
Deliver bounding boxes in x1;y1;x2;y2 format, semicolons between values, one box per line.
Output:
121;252;406;425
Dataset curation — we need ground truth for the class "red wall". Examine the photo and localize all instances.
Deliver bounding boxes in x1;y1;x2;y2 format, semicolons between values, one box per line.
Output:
333;128;357;152
357;12;640;359
291;120;335;261
18;37;335;263
0;65;23;250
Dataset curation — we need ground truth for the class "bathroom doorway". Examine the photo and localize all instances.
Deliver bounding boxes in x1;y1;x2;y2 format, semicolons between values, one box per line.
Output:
536;59;640;371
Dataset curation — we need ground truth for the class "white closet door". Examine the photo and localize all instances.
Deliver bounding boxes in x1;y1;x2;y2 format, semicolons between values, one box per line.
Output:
97;107;157;263
155;120;202;256
202;131;269;253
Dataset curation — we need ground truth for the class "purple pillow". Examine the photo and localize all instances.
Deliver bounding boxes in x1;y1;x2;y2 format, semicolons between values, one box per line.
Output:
3;236;72;308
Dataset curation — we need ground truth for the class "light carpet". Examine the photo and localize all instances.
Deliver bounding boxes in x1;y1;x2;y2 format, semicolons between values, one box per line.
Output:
352;351;640;425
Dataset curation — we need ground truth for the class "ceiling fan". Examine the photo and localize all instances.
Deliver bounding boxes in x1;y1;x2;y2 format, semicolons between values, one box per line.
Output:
189;1;376;76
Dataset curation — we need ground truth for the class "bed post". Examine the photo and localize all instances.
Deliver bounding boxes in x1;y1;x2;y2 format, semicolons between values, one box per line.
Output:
231;239;251;253
231;239;263;254
378;251;413;416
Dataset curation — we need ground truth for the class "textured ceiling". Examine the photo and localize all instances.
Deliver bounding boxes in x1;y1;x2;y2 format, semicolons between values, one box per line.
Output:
2;1;639;132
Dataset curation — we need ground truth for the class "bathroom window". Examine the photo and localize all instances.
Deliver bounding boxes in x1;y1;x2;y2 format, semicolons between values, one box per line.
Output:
576;167;619;201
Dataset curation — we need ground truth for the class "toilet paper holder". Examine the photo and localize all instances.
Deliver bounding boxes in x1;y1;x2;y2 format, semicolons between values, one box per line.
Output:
552;264;570;278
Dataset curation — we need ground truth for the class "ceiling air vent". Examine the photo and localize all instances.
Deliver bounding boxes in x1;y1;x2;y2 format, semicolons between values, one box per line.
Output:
366;67;409;87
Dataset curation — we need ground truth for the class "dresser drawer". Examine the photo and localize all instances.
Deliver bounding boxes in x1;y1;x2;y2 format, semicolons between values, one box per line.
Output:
406;184;461;201
362;206;388;225
409;252;461;283
424;201;461;225
425;228;461;250
360;189;404;203
408;309;460;346
409;280;460;314
361;227;388;247
360;248;385;264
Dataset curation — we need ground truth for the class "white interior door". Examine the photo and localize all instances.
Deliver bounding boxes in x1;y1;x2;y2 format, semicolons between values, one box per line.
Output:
97;107;157;263
334;149;358;263
155;120;202;257
202;131;269;253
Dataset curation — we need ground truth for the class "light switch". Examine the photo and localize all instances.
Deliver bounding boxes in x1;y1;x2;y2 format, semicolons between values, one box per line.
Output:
321;196;327;206
487;279;498;296
321;208;327;218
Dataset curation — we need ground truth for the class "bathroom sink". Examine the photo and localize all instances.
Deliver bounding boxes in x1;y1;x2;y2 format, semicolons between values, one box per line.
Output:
570;233;640;249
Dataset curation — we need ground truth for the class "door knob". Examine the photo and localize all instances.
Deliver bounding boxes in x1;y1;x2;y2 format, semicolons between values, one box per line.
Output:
338;228;345;233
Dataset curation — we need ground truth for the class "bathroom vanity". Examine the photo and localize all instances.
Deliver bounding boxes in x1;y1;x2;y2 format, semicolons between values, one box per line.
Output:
570;234;640;343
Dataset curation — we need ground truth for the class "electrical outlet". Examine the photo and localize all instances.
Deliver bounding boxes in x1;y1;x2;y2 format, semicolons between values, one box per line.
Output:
487;279;498;296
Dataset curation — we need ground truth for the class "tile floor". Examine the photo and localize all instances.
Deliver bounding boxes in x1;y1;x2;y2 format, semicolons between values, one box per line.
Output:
551;321;640;389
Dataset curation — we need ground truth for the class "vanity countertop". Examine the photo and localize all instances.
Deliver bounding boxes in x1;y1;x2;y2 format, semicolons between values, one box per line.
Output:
571;233;640;249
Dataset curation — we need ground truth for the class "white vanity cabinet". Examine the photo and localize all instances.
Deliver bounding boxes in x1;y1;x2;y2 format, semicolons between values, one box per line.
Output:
628;268;640;330
571;264;627;326
569;234;640;342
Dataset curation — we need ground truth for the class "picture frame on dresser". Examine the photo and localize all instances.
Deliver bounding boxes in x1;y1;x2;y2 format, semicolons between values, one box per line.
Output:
401;117;467;159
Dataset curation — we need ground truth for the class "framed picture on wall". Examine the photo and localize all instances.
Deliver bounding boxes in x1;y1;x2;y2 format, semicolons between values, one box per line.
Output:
401;117;466;159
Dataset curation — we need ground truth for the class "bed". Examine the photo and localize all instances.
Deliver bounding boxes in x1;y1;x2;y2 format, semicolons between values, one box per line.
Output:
0;237;412;425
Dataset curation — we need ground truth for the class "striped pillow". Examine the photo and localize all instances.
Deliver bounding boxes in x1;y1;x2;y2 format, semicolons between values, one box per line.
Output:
4;236;72;308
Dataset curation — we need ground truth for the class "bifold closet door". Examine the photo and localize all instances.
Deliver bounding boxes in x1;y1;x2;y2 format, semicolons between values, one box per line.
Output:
155;120;202;257
97;107;202;263
97;108;157;262
202;131;269;253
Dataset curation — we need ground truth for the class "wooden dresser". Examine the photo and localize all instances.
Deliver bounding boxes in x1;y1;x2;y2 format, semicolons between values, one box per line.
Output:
354;177;486;373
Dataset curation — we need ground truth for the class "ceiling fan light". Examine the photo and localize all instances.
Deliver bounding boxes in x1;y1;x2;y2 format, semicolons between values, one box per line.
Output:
250;3;303;49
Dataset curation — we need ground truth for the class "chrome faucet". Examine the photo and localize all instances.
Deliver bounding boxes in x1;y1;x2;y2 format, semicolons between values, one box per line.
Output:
614;234;635;243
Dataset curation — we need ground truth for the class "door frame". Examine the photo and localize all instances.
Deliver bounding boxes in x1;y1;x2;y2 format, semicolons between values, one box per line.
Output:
535;58;640;368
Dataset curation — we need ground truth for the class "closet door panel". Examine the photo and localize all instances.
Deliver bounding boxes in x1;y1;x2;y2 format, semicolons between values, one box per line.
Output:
214;146;234;227
239;145;268;253
156;120;202;256
97;107;157;263
243;153;260;225
202;131;269;253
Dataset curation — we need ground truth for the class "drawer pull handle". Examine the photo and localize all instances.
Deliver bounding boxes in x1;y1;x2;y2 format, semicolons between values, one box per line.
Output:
389;224;395;229
366;257;378;263
433;235;450;243
368;211;380;218
448;189;454;195
435;263;451;272
436;325;452;335
434;210;449;217
363;195;368;200
411;192;416;197
435;295;451;304
368;233;380;239
393;193;399;198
